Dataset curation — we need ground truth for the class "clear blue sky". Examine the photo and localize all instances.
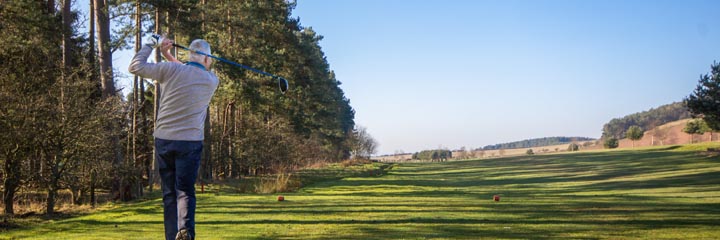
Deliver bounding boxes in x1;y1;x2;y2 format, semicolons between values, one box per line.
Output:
290;0;720;155
95;0;720;155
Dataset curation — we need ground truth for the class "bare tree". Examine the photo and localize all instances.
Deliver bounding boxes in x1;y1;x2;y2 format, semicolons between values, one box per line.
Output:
350;126;378;159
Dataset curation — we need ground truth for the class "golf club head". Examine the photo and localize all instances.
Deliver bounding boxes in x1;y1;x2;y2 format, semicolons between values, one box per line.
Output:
277;77;289;94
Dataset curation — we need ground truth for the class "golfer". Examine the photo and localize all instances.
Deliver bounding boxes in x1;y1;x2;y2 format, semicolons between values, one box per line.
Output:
129;35;219;240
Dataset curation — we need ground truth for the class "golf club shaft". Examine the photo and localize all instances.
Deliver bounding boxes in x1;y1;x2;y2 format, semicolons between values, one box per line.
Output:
152;34;288;93
171;43;280;79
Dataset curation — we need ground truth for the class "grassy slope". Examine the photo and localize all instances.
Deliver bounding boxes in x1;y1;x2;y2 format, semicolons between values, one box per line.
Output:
3;143;720;239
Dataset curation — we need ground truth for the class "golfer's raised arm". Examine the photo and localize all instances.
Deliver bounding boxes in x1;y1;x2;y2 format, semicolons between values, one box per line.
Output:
128;35;177;82
161;39;182;64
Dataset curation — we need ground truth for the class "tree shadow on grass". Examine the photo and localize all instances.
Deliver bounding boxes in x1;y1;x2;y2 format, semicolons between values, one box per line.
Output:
192;191;720;233
8;148;720;239
195;201;718;217
578;171;720;191
309;150;715;194
197;216;716;240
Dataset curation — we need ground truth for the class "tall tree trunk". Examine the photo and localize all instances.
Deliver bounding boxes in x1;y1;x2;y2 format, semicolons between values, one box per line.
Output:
46;187;56;215
77;187;85;205
88;0;97;94
70;188;78;205
131;0;143;199
61;0;71;84
51;0;71;209
47;0;56;14
87;0;99;208
229;103;236;178
237;104;244;175
94;0;115;98
201;0;206;32
221;102;233;178
3;157;19;215
149;7;162;192
3;181;17;215
201;107;212;181
94;0;123;200
154;8;162;63
213;106;221;178
651;136;654;146
165;9;176;57
46;154;59;215
90;170;97;208
140;60;150;193
131;0;138;194
198;0;212;182
88;0;95;63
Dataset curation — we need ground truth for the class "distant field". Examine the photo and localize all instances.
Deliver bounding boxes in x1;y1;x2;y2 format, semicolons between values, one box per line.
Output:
3;143;720;239
378;118;720;163
377;141;597;162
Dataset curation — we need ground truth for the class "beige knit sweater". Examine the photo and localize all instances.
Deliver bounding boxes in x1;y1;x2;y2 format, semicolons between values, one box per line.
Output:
129;45;219;141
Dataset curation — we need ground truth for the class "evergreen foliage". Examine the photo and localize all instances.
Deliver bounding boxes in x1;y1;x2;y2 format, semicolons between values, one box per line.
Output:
625;125;644;147
601;102;691;139
626;126;644;140
682;119;710;143
0;0;118;214
0;0;358;214
412;150;452;161
684;62;720;130
604;138;619;149
481;137;594;150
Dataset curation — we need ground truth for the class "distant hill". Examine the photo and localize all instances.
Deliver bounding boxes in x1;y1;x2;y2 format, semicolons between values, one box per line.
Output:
481;136;596;150
602;102;691;139
615;118;717;148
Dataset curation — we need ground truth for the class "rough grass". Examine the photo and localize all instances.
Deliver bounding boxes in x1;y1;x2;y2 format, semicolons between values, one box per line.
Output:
3;143;720;239
202;160;388;194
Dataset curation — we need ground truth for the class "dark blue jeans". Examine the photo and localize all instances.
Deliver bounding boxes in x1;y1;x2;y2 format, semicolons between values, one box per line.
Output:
155;138;203;240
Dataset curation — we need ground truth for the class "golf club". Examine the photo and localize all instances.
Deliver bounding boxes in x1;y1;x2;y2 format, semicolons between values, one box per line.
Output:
152;34;289;94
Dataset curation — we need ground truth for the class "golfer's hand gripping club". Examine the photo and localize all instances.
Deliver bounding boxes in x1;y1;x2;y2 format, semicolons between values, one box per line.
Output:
147;34;165;48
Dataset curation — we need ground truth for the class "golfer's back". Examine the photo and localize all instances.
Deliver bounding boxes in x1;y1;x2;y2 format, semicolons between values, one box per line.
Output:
128;46;219;141
154;62;218;141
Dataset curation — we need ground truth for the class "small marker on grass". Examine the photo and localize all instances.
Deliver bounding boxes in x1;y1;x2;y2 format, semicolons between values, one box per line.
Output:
493;195;500;202
278;195;285;201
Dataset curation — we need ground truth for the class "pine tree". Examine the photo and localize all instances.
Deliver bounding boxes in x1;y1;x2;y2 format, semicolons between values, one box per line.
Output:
685;62;720;131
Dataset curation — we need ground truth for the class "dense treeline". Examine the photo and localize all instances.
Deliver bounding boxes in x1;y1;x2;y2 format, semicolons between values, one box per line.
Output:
601;102;691;139
186;1;356;178
0;0;357;216
412;150;452;162
1;0;119;215
480;137;595;150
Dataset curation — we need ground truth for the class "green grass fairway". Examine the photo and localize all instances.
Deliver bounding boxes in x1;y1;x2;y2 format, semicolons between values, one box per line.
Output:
4;144;720;239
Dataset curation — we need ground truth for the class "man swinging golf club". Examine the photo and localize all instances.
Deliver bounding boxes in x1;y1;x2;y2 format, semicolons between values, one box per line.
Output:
129;34;218;240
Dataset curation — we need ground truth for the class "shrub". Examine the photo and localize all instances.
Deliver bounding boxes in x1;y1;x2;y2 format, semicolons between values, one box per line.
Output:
568;143;580;151
255;173;301;194
604;138;619;149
